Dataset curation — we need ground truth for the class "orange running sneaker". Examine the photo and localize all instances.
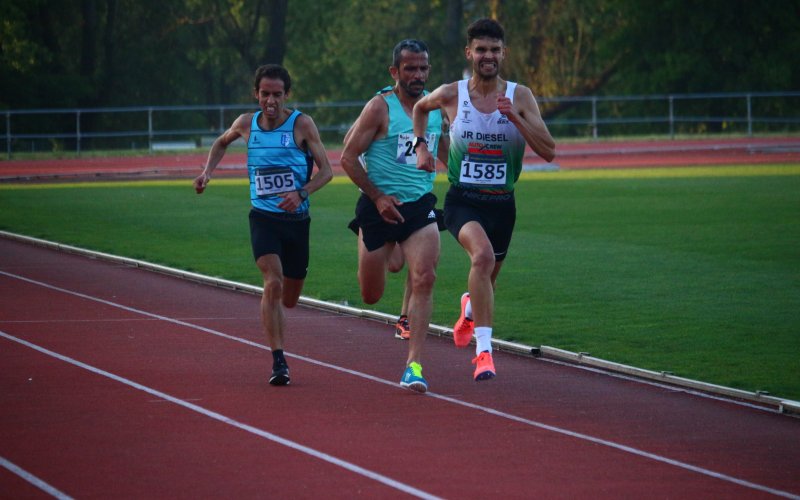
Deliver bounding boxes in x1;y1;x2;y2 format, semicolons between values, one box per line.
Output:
453;292;474;347
394;315;411;340
472;351;496;381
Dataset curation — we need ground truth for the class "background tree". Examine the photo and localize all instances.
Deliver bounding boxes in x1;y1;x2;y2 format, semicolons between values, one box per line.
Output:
1;0;797;134
491;0;624;117
605;0;800;93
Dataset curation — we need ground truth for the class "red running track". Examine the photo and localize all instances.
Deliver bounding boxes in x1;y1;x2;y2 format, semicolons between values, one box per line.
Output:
1;236;799;498
1;136;799;181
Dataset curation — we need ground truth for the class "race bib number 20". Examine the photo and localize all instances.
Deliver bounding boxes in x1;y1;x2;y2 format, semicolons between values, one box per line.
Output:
254;168;295;197
459;160;507;186
397;132;435;164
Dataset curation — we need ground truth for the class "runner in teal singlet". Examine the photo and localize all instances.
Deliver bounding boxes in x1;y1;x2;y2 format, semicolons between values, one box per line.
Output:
341;40;448;393
412;19;556;382
345;86;446;342
193;65;332;387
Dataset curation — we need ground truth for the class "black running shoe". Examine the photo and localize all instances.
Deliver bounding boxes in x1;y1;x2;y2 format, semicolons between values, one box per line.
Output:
269;362;290;386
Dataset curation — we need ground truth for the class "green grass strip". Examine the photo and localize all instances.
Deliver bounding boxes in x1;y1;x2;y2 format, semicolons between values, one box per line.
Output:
1;164;798;400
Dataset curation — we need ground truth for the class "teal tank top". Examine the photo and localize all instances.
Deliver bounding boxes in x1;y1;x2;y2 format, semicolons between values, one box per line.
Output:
363;92;442;203
247;110;313;213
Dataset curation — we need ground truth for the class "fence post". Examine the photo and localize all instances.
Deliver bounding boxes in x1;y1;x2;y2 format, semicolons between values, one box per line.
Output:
669;95;675;139
76;110;81;156
5;112;10;159
591;96;598;139
746;94;752;136
148;108;153;153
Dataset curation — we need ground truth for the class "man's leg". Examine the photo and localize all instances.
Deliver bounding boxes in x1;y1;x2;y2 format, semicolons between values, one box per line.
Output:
457;221;496;330
256;254;291;385
400;223;440;366
387;244;405;273
357;230;395;305
282;277;304;309
387;244;412;339
398;223;439;393
256;253;286;350
456;222;501;380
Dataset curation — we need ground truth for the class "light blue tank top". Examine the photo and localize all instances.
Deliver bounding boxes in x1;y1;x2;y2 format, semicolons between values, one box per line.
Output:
363;92;442;203
247;110;312;213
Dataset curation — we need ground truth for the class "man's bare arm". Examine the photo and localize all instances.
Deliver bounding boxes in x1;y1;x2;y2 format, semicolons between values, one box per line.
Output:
194;113;251;192
413;83;457;172
340;97;386;202
340;97;405;224
435;115;450;167
498;86;556;162
296;114;333;194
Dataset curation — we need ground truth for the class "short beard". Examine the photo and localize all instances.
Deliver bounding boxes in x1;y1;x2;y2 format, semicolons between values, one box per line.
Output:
400;80;425;98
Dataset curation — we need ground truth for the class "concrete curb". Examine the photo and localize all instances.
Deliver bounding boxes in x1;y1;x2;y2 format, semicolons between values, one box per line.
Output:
3;230;798;416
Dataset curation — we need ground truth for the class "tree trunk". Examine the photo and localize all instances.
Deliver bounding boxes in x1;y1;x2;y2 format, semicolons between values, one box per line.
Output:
80;0;97;79
263;0;288;65
441;0;463;82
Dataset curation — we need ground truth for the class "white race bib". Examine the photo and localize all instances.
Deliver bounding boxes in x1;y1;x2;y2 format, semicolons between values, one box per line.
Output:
396;132;435;164
254;168;295;197
458;160;507;186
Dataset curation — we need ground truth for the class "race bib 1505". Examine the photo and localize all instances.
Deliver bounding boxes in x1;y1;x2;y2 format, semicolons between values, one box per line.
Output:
254;167;295;197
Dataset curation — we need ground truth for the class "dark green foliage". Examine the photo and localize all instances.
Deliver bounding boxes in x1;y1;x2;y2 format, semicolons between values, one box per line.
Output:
1;0;796;112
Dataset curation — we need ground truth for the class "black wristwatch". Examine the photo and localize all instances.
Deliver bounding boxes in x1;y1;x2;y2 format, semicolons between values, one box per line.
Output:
411;136;427;152
297;189;309;201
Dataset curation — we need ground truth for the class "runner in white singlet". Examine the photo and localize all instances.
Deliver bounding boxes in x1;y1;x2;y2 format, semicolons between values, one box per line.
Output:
411;18;556;383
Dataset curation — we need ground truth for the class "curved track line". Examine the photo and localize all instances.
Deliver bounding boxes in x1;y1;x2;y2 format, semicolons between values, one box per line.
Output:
0;331;441;500
3;270;798;499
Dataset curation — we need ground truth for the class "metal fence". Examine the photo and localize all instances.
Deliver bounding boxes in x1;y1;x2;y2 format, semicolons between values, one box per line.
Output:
2;91;799;158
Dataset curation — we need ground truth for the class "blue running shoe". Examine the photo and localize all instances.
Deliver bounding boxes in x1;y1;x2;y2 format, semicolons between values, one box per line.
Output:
400;362;428;393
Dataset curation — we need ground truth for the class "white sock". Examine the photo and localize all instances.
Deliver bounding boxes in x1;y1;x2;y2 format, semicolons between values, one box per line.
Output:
464;293;473;319
474;327;492;355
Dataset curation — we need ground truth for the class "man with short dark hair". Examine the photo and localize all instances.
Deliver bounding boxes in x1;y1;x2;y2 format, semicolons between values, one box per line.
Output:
193;64;333;386
341;40;448;393
413;18;556;382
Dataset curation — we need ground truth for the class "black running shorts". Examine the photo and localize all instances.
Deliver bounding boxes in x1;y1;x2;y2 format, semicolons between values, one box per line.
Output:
443;185;516;261
248;208;310;280
354;192;438;252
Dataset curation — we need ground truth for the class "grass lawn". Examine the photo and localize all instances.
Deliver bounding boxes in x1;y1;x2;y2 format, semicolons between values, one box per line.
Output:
1;164;798;400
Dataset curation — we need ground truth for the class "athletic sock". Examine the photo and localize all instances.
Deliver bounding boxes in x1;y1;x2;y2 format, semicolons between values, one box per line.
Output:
464;294;473;319
474;327;493;355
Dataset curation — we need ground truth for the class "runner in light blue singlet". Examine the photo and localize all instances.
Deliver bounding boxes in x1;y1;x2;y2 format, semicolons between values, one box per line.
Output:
248;110;313;214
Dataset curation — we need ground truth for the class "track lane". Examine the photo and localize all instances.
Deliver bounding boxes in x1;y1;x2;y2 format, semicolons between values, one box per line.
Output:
2;137;799;182
1;335;427;499
2;237;799;498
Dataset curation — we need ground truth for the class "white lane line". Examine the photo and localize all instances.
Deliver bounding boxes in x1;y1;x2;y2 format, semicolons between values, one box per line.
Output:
0;317;249;324
0;331;441;500
0;455;74;500
2;271;799;500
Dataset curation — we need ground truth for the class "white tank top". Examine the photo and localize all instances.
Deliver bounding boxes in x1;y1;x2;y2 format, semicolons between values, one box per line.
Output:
447;79;526;192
